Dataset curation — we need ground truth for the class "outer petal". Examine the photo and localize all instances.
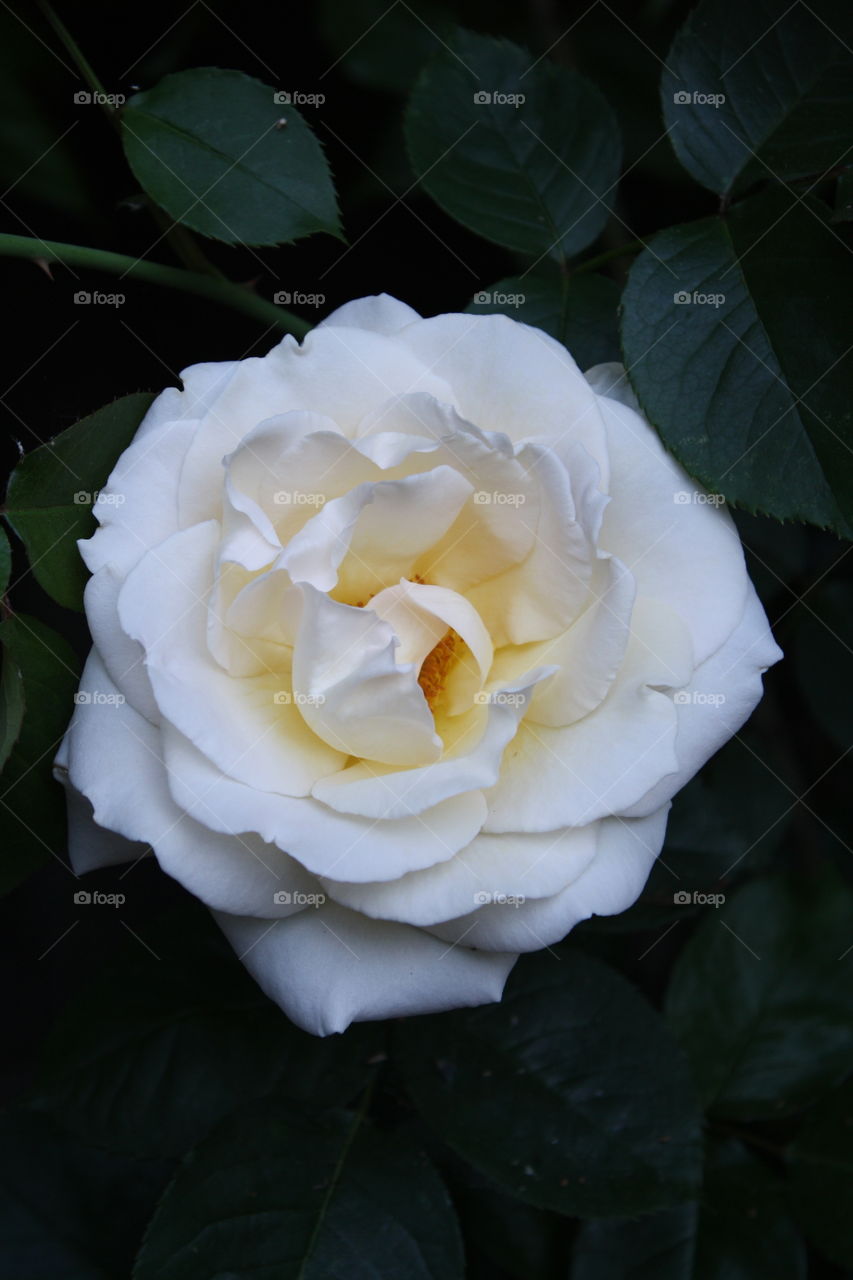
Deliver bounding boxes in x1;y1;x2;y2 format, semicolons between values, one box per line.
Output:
401;313;610;484
428;806;670;951
620;582;783;818
318;293;422;334
589;366;749;666
320;823;599;926
177;326;454;524
161;725;489;883
214;901;516;1036
82;565;159;723
59;652;323;917
118;522;346;795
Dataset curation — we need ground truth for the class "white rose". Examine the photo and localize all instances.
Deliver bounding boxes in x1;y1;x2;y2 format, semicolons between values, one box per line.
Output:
55;295;781;1036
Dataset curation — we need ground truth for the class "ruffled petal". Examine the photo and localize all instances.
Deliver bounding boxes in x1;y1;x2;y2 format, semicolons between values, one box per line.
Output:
427;806;670;951
161;725;487;882
484;599;692;831
401;313;610;482
318;293;422;334
118;522;345;795
621;582;783;818
321;823;599;926
589;367;749;666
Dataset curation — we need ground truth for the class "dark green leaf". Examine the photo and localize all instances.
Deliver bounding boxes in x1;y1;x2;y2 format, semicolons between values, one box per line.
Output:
571;1137;806;1279
35;912;379;1158
318;0;453;94
0;525;10;596
133;1101;463;1280
397;950;702;1217
621;191;853;536
662;0;853;197
0;1107;170;1280
466;271;620;368
121;68;341;246
4;392;156;610
0;614;79;894
790;1079;853;1267
405;29;621;261
665;873;853;1119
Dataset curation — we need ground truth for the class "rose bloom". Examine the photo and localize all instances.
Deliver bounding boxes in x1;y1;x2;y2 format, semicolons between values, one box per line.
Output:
56;295;781;1036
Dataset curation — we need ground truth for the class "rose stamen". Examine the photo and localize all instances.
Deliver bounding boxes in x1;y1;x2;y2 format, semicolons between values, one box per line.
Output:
418;629;459;710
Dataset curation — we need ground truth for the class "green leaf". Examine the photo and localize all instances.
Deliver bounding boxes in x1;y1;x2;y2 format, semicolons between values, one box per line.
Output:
121;68;342;247
133;1101;463;1279
790;1080;853;1267
405;29;621;261
620;190;853;536
4;392;156;610
397;950;702;1218
665;873;853;1120
0;614;80;895
662;0;853;197
466;272;620;368
0;1107;170;1280
35;909;380;1159
0;525;10;596
318;0;454;94
571;1137;806;1279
